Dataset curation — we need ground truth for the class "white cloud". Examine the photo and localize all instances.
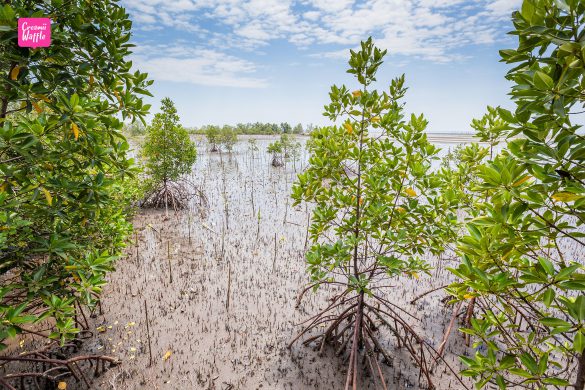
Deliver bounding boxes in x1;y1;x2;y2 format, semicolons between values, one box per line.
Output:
131;45;268;88
486;0;522;17
122;0;522;85
417;0;467;8
237;22;274;41
310;0;355;13
303;11;320;20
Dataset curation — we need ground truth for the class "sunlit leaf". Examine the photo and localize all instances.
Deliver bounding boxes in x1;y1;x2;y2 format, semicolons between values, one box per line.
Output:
71;122;79;140
552;192;580;202
42;188;52;206
163;350;172;361
10;65;20;80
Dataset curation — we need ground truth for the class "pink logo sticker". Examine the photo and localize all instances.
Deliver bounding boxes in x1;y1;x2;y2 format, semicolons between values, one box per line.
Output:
18;18;51;48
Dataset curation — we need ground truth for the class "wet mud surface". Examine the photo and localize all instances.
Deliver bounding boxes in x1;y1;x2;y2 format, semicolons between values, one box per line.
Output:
83;136;474;390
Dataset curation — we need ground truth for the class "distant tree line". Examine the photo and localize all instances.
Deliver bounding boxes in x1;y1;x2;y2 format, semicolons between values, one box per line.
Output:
191;122;311;135
124;121;313;137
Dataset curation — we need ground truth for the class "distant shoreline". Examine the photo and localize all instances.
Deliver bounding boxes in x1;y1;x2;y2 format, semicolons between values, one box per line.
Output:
230;133;482;144
427;133;479;143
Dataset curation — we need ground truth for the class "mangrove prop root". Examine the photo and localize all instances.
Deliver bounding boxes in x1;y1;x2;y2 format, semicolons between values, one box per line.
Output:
0;349;120;388
140;179;208;212
291;290;471;390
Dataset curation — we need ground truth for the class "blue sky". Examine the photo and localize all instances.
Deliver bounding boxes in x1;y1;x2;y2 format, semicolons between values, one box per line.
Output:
121;0;522;133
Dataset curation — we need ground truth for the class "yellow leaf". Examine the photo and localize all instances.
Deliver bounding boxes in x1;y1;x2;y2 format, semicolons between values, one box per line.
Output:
358;197;364;205
89;74;94;85
512;175;532;187
344;123;353;134
0;182;6;193
411;272;419;280
96;325;106;333
20;101;27;109
32;94;51;103
163;350;172;361
71;122;79;140
463;293;474;299
405;188;417;197
10;65;20;80
57;382;67;390
552;192;580;202
31;101;42;114
42;188;52;206
352;90;362;98
371;116;380;123
396;206;406;213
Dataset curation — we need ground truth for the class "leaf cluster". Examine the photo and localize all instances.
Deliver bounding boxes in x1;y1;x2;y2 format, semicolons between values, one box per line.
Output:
0;0;151;348
448;1;585;387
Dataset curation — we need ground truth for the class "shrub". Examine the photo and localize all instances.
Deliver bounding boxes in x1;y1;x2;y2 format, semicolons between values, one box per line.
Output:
449;1;585;388
140;98;197;210
267;139;284;167
204;125;221;152
0;0;151;350
219;126;238;153
291;38;459;389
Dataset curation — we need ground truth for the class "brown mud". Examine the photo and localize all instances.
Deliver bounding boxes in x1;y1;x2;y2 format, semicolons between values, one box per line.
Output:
79;136;474;389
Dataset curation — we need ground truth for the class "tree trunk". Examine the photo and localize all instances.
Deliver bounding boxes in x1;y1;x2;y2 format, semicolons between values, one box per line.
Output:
576;352;585;390
0;95;7;119
1;63;17;120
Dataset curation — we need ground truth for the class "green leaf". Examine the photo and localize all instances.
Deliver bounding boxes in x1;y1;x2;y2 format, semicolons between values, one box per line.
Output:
574;331;585;353
542;288;555;307
533;71;554;90
538;257;554;275
519;353;538;374
497;108;516;123
460;356;477;367
559;281;585;290
540;317;571;328
554;0;570;12
70;93;80;108
543;377;570;386
521;0;536;22
467;223;482;240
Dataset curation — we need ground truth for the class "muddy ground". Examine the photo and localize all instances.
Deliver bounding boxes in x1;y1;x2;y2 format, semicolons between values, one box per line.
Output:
79;136;474;390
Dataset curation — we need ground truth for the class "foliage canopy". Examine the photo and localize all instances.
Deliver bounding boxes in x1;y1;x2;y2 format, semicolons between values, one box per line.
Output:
291;38;460;389
448;1;585;388
0;0;151;348
142;98;196;186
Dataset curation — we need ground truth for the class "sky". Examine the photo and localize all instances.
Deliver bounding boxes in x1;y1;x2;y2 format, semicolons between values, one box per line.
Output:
121;0;523;133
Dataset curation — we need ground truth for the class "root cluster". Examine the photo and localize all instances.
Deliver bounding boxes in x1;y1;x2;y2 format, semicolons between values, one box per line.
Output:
140;180;208;212
291;286;469;390
0;338;119;389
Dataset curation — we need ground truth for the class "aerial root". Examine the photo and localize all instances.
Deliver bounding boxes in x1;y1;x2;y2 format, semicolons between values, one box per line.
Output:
140;179;208;213
0;343;120;389
271;156;284;167
291;291;472;390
